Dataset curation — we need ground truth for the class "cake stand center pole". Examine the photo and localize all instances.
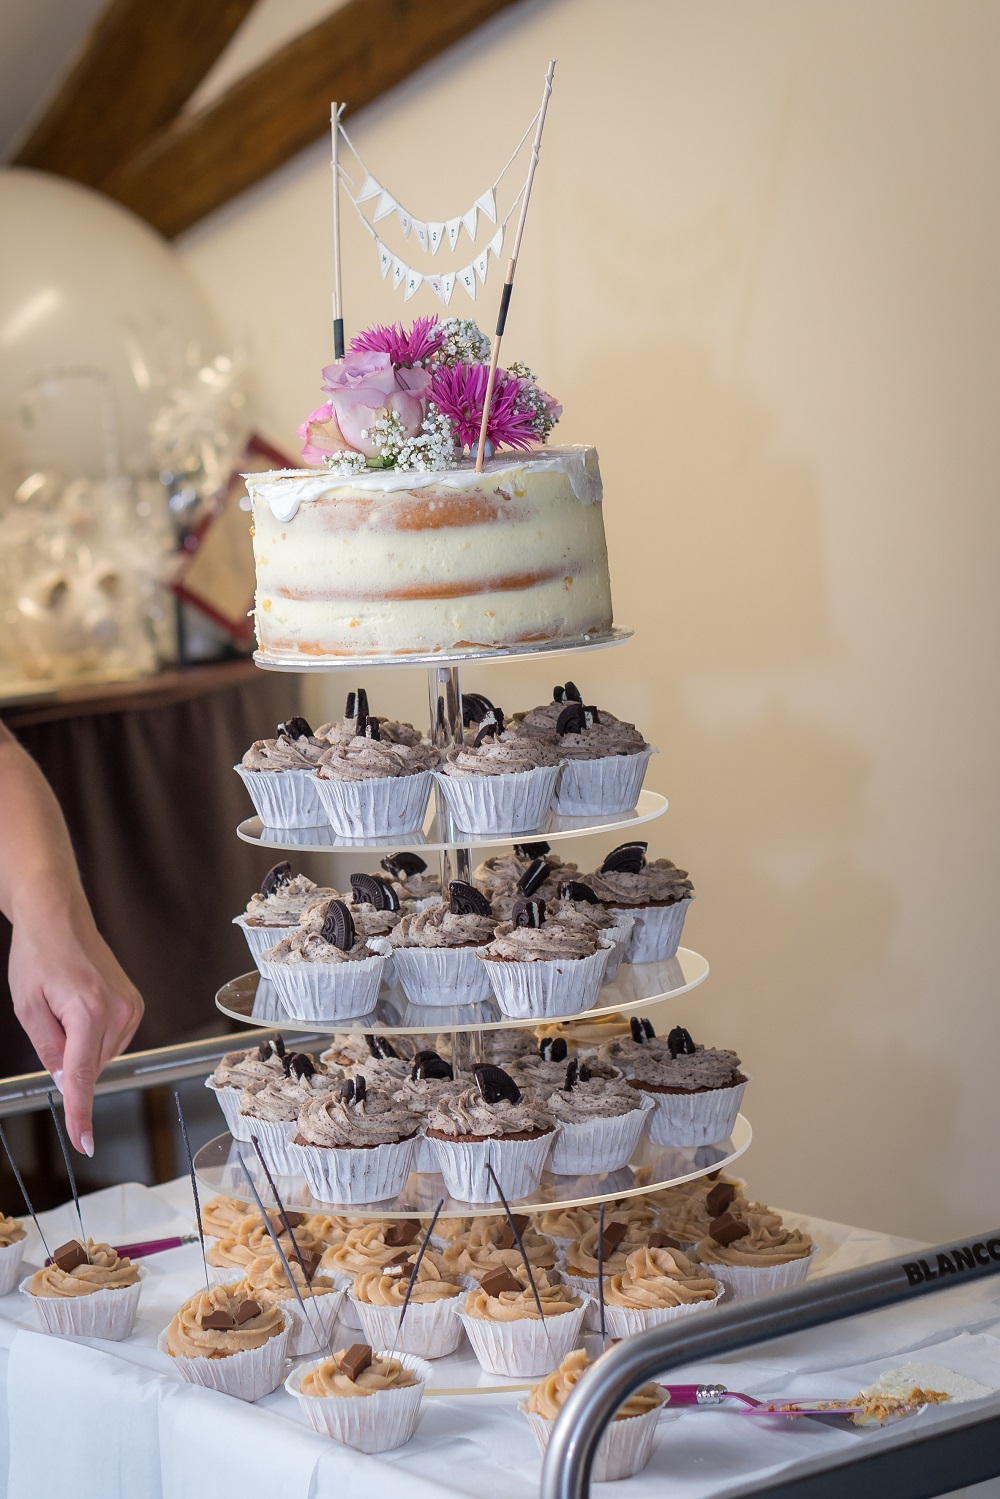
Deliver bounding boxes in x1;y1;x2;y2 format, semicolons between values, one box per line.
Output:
426;664;470;887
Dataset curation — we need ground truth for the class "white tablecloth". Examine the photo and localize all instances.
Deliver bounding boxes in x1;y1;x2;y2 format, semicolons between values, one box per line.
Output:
2;1179;999;1499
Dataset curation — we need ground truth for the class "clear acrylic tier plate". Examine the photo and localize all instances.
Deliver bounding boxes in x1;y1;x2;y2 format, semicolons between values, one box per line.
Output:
253;627;633;672
215;949;709;1035
193;1114;751;1219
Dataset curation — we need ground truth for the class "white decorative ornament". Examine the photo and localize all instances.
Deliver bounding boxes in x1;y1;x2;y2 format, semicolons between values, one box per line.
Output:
425;275;442;301
439;272;456;305
377;242;393;279
392;257;407;289
412;221;429;252
373;189;398;222
446;218;462;251
489;227;504;258
403;269;423;300
398;210;412;238
461;206;478;241
474;249;490;284
427;222;444;255
456;265;477;301
356;173;382;204
476;188;497;224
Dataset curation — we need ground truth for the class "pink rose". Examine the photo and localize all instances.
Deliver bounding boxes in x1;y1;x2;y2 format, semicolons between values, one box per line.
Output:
296;402;349;465
317;351;431;457
539;388;563;422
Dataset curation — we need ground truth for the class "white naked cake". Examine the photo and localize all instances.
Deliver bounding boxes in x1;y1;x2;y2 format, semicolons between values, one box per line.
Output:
249;445;613;659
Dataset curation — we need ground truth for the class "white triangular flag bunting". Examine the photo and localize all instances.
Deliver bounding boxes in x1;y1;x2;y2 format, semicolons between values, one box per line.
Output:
439;272;456;305
398;209;412;238
474;249;490;284
412;221;428;252
457;265;477;300
489;227;503;257
403;269;423;301
377;241;392;279
461;207;478;241
475;189;497;224
356;173;381;204
373;189;398;222
425;275;443;302
446;218;462;251
392;256;407;289
427;222;444;256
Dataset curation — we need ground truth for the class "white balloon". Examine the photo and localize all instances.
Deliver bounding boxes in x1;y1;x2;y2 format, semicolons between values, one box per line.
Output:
0;167;228;481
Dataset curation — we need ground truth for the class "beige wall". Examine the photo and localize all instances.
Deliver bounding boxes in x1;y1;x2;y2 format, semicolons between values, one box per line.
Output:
178;0;1000;1243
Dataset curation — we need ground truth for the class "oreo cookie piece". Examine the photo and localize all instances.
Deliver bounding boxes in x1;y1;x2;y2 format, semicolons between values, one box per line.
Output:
364;1034;399;1060
563;681;583;703
667;1025;696;1058
514;841;550;860
461;692;495;727
641;1018;656;1039
288;1053;316;1080
558;880;600;905
538;1037;553;1060
449;881;492;918
344;691;357;719
473;707;505;746
472;1063;521;1106
516;858;551;896
549;1037;568;1063
356;688;369;721
319;899;356;951
599;841;648;875
410;1050;454;1082
259;861;292;897
278;716;313;742
629;1016;649;1045
356;712;381;741
578;1063;592;1082
563;1058;580;1091
381;852;427;879
556;702;587;737
511;897;545;929
350;872;400;911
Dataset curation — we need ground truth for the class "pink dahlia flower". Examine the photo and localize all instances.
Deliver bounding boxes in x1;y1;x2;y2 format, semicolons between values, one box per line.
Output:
349;315;443;367
430;363;538;452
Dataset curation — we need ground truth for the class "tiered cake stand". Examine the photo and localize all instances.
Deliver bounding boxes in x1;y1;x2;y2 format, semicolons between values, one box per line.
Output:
195;637;751;1223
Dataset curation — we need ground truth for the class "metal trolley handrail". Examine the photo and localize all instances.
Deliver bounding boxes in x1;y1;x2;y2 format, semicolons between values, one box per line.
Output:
541;1232;1000;1499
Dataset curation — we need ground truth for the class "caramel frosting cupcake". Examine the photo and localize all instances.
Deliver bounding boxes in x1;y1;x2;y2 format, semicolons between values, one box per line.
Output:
306;1213;367;1248
428;1215;473;1247
352;1253;460;1308
695;1203;813;1270
0;1212;26;1297
603;1246;722;1312
27;1240;138;1298
201;1195;260;1239
161;1280;289;1399
299;1347;420;1398
522;1348;665;1481
240;1252;342;1356
460;1266;588;1377
321;1222;433;1286
206;1215;322;1282
536;1205;597;1243
0;1212;26;1248
563;1219;649;1283
350;1250;464;1358
651;1177;748;1245
441;1219;557;1285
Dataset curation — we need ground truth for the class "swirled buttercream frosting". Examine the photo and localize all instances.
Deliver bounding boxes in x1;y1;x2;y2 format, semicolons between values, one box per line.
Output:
426;1087;551;1141
463;1273;579;1322
206;1216;322;1272
316;737;439;782
564;1221;648;1278
244;874;337;925
557;717;648;760
526;1348;664;1420
626;1045;744;1093
695;1204;813;1267
481;916;603;963
299;1349;419;1398
240;1071;337;1123
545;1073;643;1124
353;1253;460;1306
264;928;374;965
441;731;560;779
28;1240;138;1298
241;729;329;772
211;1043;288;1091
295;1088;420;1149
586;858;694;907
603;1246;721;1308
165;1280;285;1359
322;1223;438;1278
0;1213;25;1248
388;903;496;949
240;1254;337;1302
442;1220;557;1281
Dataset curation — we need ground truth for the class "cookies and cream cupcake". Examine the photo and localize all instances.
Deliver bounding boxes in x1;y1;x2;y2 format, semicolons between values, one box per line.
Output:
550;697;654;815
351;1252;463;1358
381;882;496;1007
234;862;339;971
477;896;613;1020
316;688;425;749
389;1050;465;1171
22;1239;142;1341
586;842;694;962
473;844;579;905
238;1053;338;1170
235;715;330;828
522;1348;665;1481
205;1037;290;1140
261;898;387;1022
285;1345;432;1452
693;1203;815;1299
313;716;439;837
544;1059;653;1176
601;1245;723;1335
292;1077;421;1204
459;1266;586;1377
0;1212;26;1296
623;1024;748;1146
161;1280;288;1400
434;708;561;835
424;1065;555;1204
380;851;442;906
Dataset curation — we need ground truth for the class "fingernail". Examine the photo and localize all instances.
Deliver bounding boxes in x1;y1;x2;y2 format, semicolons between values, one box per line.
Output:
51;1070;63;1093
80;1132;94;1159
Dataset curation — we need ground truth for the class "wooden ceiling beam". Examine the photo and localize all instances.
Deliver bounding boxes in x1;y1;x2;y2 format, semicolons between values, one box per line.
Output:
100;0;526;239
13;0;259;187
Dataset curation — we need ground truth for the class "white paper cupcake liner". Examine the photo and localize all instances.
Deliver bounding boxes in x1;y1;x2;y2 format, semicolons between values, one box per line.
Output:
204;1078;256;1142
232;915;300;974
20;1267;145;1342
0;1237;26;1297
277;1287;345;1356
552;748;654;816
291;1134;417;1205
312;770;433;838
459;1296;588;1377
259;951;386;1022
236;1112;298;1172
639;1076;748;1147
612;897;692;964
206;1262;246;1287
548;1096;654;1176
412;1131;438;1173
285;1351;432;1452
479;940;613;1021
351;1291;464;1359
157;1317;289;1400
698;1244;818;1301
432;764;559;836
600;1283;725;1339
426;1130;555;1204
601;917;634;982
233;764;328;829
559;1271;602;1330
522;1401;661;1482
383;942;493;1007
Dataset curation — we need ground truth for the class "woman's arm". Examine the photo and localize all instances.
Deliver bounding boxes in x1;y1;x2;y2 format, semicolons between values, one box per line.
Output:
0;724;143;1155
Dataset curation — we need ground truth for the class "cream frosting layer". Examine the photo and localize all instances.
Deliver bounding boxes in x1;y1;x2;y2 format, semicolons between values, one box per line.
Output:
463;1274;580;1322
322;1223;433;1278
482;915;602;963
264;927;374;965
316;737;439;781
587;859;694;907
442;1222;557;1281
387;903;496;949
565;1221;649;1278
28;1240;138;1298
527;1349;664;1421
243;873;336;925
353;1254;460;1306
240;1071;337;1123
211;1044;287;1092
441;732;560;779
0;1213;25;1248
299;1349;419;1398
626;1045;743;1093
296;1089;420;1148
241;1254;337;1302
545;1073;642;1124
603;1246;721;1308
695;1204;813;1267
165;1281;284;1359
426;1087;550;1140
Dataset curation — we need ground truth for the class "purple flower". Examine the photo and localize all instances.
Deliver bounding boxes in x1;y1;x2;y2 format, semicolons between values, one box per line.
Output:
310;350;431;458
430;363;538;452
349;316;444;368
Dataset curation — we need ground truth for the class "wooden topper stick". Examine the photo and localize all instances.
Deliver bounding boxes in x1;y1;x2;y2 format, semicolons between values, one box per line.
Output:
331;102;345;360
475;59;556;473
